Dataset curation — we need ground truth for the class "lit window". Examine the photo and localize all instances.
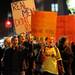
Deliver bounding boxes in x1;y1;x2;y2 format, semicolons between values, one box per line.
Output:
51;3;58;12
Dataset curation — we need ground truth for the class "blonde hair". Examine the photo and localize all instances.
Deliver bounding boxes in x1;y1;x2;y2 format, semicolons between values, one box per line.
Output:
4;37;12;47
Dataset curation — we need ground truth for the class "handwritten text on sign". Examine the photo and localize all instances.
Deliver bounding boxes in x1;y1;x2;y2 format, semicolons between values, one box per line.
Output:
11;0;35;33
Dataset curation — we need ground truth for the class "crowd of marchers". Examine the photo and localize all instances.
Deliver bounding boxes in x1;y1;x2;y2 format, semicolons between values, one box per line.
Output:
0;32;75;75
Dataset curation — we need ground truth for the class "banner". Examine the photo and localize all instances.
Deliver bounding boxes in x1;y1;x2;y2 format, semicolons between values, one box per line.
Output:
11;0;35;34
56;15;75;42
31;11;57;38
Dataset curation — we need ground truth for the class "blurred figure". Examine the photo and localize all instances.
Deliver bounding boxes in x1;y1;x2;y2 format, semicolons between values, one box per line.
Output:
44;37;49;46
0;46;4;75
1;37;12;74
71;42;75;75
41;37;63;75
32;36;41;75
3;35;25;75
19;33;34;75
58;37;73;75
18;33;29;75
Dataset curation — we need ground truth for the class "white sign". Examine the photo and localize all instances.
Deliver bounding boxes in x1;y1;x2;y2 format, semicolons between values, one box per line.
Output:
67;0;75;14
11;0;36;34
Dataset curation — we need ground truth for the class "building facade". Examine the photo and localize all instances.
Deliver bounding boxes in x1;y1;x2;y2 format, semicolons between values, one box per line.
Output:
43;0;70;15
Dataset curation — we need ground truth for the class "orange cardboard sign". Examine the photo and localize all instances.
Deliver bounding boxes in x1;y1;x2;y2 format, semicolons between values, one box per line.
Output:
31;11;57;38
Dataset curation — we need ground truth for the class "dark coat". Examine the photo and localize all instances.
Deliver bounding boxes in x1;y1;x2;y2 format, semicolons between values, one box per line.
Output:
3;46;28;75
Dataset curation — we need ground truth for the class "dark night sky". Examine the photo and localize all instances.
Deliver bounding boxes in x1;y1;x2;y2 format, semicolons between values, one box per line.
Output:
0;0;12;36
0;0;12;20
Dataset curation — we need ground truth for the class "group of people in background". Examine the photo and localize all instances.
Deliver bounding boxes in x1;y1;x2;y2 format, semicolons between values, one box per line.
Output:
0;32;75;75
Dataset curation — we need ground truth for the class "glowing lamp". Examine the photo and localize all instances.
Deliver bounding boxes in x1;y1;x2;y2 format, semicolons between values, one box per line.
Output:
5;20;12;28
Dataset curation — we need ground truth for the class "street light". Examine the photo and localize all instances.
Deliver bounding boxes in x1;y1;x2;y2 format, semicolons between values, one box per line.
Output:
5;20;12;28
